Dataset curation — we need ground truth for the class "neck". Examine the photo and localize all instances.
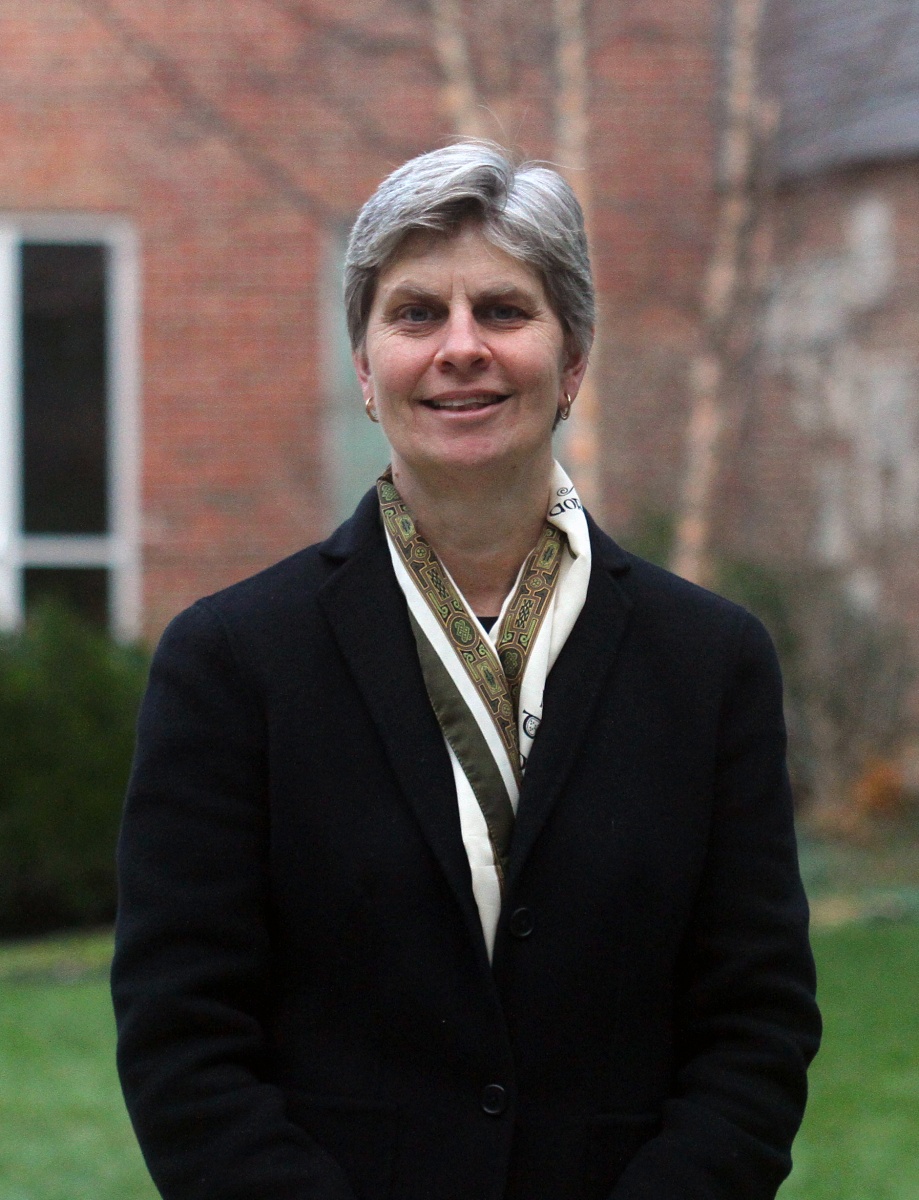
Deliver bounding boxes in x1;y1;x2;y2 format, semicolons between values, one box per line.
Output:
392;454;553;616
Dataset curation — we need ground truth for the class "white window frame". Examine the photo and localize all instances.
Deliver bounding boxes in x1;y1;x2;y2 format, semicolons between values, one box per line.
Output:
0;215;141;640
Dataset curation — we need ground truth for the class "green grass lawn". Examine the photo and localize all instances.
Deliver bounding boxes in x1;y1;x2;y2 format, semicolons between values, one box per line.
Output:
0;931;156;1200
1;923;917;1200
778;922;919;1200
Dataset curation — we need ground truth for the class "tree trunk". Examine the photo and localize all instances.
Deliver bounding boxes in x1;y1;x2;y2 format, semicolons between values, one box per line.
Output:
429;0;488;138
670;0;769;584
551;0;601;514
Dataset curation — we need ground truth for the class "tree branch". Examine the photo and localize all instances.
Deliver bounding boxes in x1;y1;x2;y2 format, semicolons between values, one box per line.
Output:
270;0;427;58
427;0;489;138
75;0;337;225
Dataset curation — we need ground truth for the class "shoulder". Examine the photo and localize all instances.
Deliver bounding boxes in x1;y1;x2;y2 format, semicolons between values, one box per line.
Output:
201;542;333;626
155;488;382;661
588;518;777;676
590;517;755;629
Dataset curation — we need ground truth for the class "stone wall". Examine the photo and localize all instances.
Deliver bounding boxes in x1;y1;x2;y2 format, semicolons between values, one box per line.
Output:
734;163;919;659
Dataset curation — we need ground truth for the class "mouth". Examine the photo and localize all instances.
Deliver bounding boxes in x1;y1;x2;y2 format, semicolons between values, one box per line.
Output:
421;393;510;413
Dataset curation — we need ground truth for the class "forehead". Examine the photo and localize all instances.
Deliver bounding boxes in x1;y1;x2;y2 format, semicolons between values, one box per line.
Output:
376;225;546;297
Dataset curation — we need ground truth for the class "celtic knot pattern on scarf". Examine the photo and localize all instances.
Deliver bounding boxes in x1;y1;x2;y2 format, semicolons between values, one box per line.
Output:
378;475;564;782
496;526;562;709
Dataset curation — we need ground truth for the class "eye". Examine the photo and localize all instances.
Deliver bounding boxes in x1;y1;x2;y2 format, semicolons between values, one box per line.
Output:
483;303;527;323
398;304;436;324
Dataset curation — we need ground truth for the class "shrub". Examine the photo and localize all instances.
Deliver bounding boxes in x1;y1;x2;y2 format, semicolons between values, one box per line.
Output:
621;511;917;823
0;604;149;936
715;562;916;822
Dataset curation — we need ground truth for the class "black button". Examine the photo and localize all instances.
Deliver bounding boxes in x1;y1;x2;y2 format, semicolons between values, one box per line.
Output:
509;907;534;938
481;1083;507;1115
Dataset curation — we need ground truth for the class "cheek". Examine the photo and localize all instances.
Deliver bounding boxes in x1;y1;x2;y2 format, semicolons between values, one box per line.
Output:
520;351;564;399
371;344;429;397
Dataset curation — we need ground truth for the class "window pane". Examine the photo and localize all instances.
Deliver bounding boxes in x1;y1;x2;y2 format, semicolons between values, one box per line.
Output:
326;236;389;524
24;567;109;628
21;243;108;534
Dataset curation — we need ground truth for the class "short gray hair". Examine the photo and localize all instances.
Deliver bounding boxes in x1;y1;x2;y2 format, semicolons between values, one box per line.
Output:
344;140;595;356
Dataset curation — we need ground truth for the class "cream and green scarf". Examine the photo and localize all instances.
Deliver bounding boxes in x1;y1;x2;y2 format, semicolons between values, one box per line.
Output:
379;462;592;957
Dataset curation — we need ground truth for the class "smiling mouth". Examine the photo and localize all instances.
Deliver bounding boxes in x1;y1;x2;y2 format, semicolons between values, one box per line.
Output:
422;394;509;412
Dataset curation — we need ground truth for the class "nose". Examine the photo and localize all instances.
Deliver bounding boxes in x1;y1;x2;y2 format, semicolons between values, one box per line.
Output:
434;306;492;372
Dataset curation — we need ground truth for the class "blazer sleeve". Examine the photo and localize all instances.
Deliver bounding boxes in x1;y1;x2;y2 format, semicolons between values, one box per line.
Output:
610;611;822;1200
111;600;359;1200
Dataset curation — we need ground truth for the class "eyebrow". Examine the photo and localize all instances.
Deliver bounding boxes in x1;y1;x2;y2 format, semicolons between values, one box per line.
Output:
381;284;442;305
381;282;541;305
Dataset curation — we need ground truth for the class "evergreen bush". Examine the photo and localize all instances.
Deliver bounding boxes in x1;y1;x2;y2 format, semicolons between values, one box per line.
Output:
0;604;149;935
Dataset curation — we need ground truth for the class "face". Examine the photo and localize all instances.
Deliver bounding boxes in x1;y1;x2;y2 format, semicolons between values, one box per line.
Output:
353;225;588;485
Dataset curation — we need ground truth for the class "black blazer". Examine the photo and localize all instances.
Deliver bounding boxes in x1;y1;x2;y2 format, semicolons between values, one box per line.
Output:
112;489;820;1200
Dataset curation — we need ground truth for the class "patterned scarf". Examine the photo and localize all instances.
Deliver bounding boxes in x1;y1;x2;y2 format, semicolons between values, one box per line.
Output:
379;462;592;957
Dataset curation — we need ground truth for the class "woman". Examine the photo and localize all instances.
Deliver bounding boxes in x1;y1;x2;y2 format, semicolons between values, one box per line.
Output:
113;142;820;1200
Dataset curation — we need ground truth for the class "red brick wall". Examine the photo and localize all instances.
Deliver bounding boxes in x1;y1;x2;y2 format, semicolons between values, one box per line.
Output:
0;0;719;637
590;0;718;533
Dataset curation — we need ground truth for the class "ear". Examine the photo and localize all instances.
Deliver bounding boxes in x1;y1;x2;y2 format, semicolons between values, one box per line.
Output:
560;334;591;400
352;346;372;399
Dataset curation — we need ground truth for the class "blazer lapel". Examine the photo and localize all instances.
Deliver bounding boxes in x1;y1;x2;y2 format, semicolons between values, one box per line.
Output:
316;492;491;969
505;520;634;894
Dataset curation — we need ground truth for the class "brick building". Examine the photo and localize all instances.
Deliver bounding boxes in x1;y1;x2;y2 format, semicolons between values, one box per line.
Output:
0;0;719;639
739;0;919;657
5;0;919;676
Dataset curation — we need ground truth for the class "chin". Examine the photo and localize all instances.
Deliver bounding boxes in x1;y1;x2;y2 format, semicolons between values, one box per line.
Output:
426;439;549;480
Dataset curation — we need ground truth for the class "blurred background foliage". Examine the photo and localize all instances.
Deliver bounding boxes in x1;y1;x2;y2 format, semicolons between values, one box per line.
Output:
623;510;919;847
0;603;149;937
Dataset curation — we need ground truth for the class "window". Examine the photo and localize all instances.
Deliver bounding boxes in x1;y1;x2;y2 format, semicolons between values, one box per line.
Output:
323;232;389;526
0;218;140;638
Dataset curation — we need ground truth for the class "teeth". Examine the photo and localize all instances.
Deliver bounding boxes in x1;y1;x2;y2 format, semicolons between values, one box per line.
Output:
430;395;501;409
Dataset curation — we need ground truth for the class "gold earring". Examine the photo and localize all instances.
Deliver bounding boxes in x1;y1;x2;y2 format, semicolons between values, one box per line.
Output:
365;395;379;423
558;392;573;421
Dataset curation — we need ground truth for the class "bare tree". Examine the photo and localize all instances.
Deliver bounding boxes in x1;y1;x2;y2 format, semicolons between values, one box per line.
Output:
428;0;489;137
551;0;601;513
670;0;773;585
76;0;435;228
75;0;338;224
